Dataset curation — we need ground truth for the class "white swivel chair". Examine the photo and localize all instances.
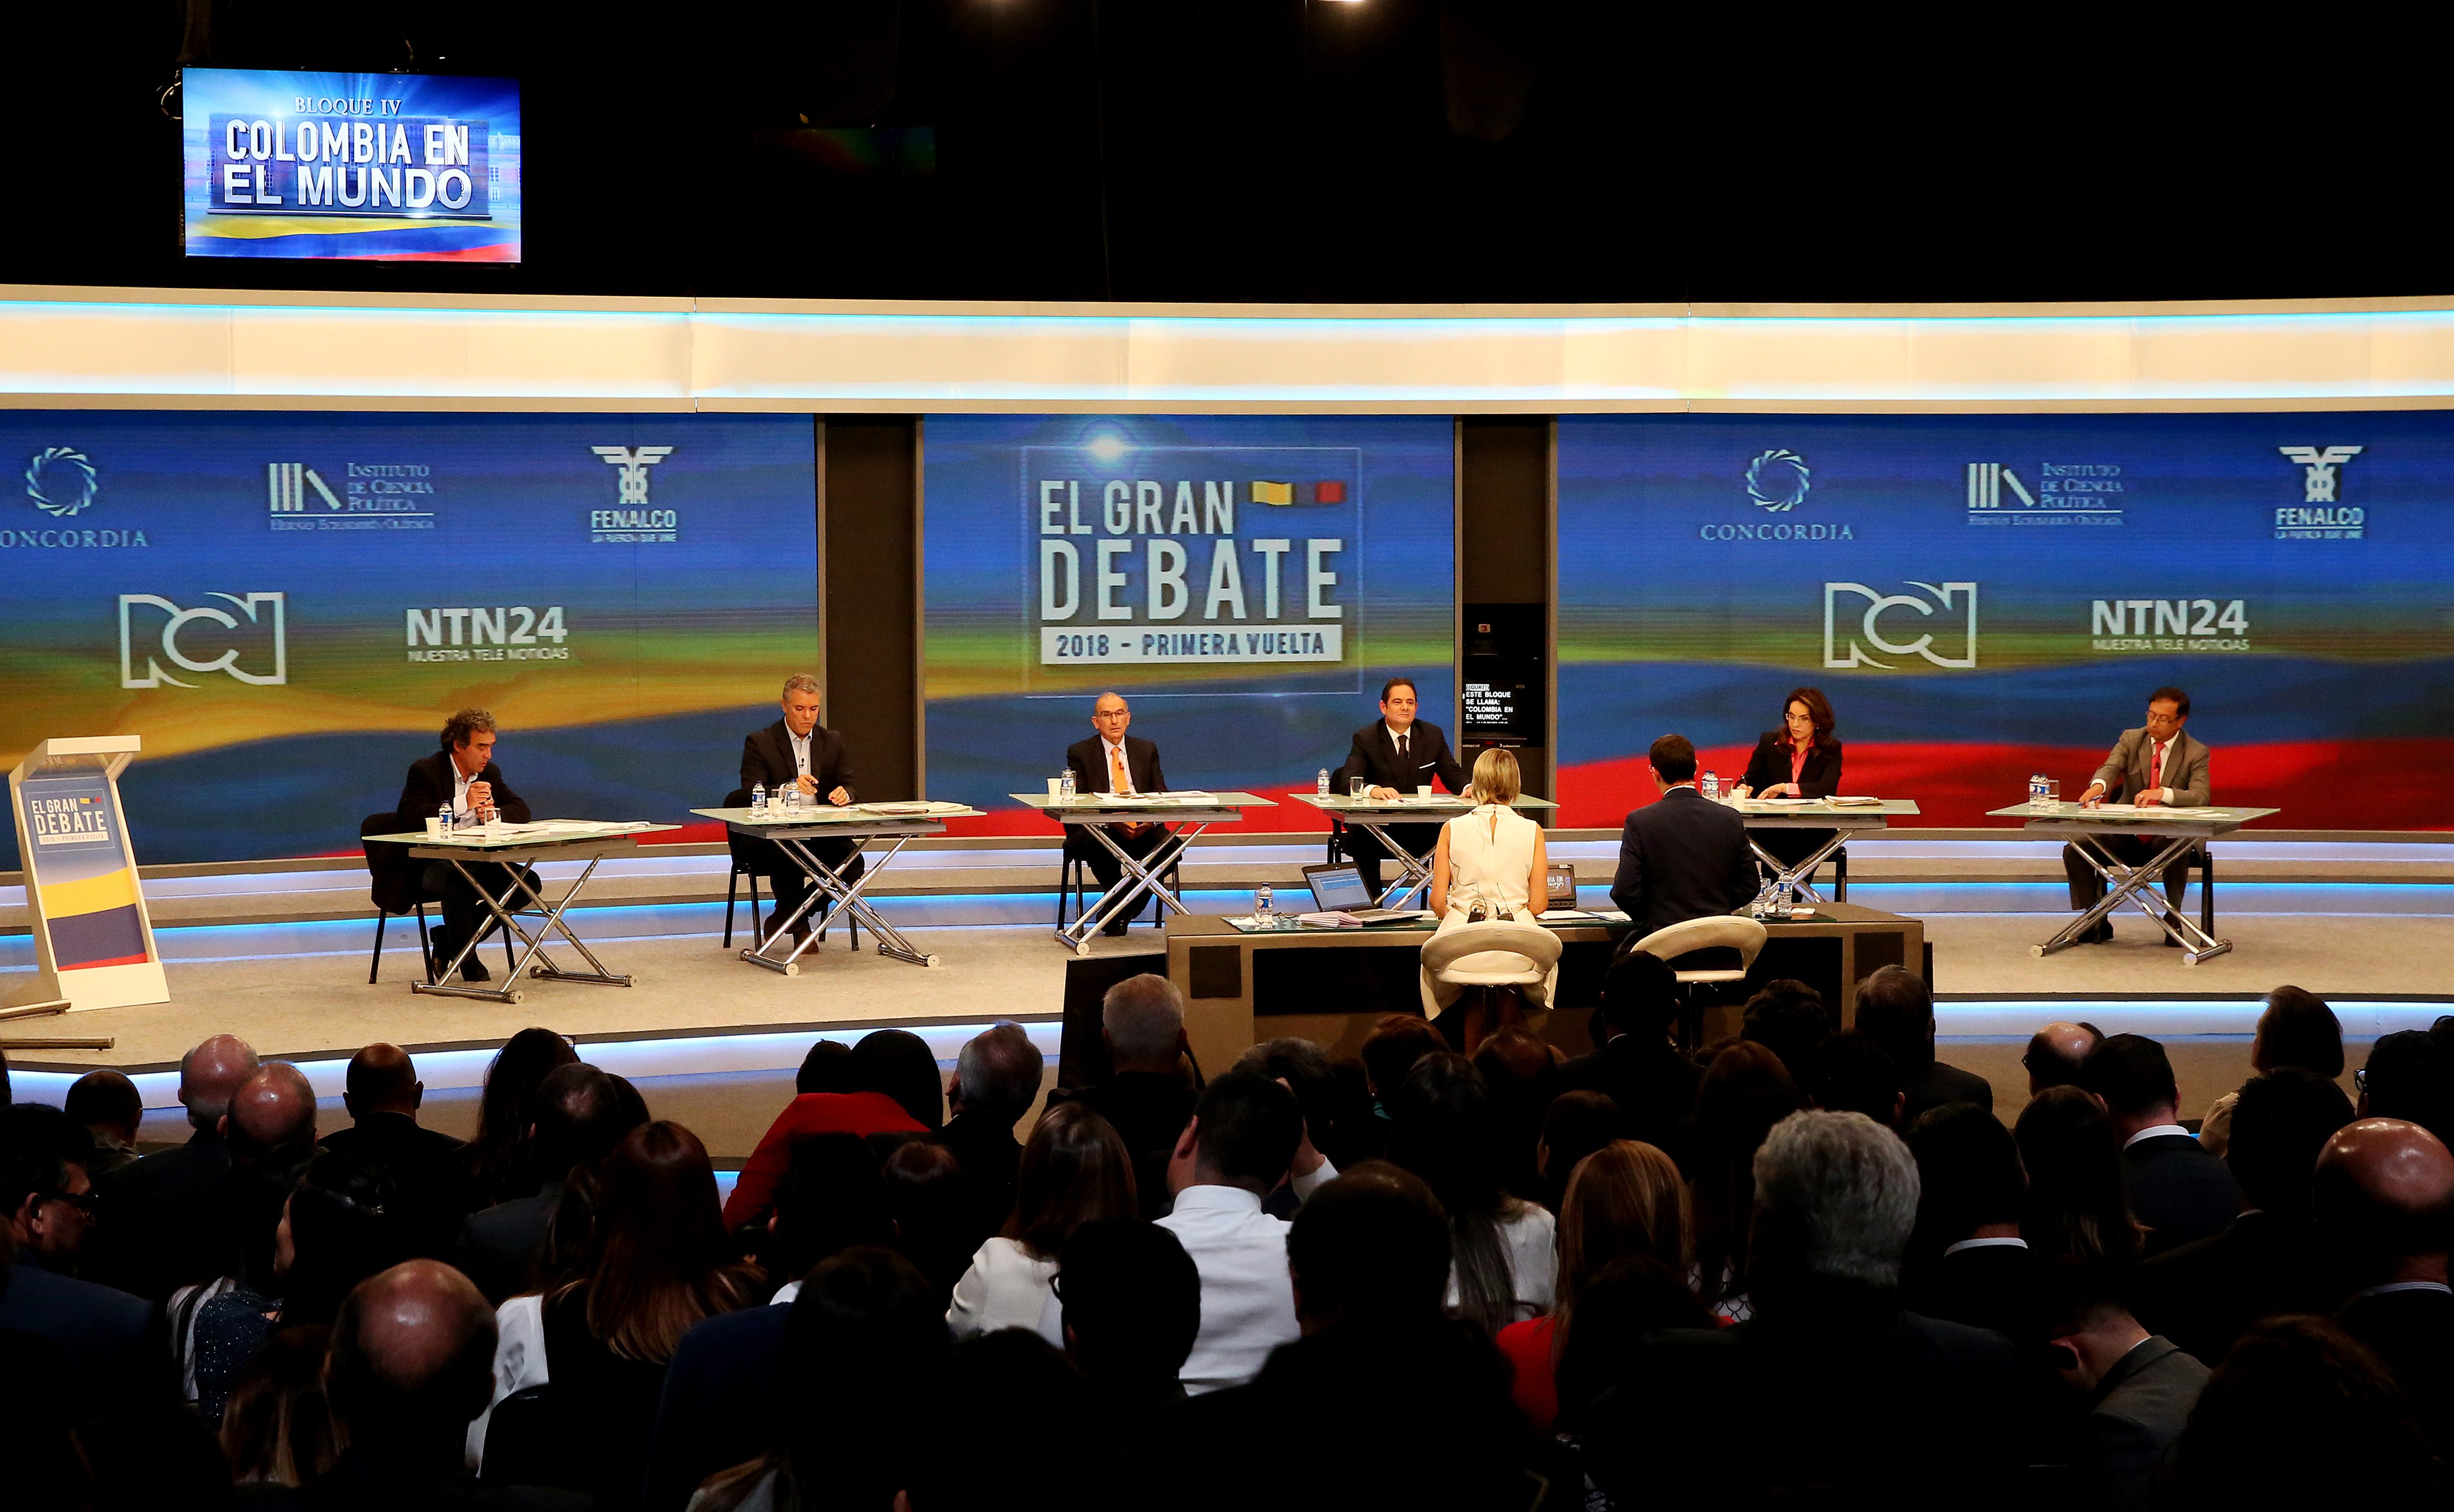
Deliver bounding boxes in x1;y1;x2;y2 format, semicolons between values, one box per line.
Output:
1421;919;1565;1048
1627;915;1769;1046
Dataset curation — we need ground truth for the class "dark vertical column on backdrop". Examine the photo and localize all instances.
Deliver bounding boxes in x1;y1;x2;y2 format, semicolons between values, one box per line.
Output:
1455;416;1556;803
821;416;922;801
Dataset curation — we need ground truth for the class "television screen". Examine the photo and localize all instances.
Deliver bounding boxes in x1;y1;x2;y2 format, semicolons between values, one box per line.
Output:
180;68;521;262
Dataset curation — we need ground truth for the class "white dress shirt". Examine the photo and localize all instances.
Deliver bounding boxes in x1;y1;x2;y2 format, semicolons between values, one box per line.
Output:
1943;1236;2031;1256
946;1237;1066;1348
1155;1183;1298;1394
1444;1201;1557;1324
1099;735;1138;795
788;727;813;780
2123;1123;2192;1149
452;762;477;819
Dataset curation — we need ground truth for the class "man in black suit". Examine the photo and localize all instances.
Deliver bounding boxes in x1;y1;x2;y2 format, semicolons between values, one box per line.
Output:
1065;691;1171;936
2084;1034;2242;1255
1854;964;1993;1120
1901;1100;2043;1344
1330;676;1467;900
1586;1111;2025;1507
2041;1267;2211;1511
2132;1068;2351;1366
1058;974;1198;1218
454;1063;631;1304
318;1044;468;1261
739;673;862;947
1559;950;1705;1164
2318;1116;2454;1463
87;1033;257;1299
1607;734;1759;938
396;707;535;983
939;1024;1045;1251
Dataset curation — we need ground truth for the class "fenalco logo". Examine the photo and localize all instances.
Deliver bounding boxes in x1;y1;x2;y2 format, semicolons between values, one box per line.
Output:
590;446;678;543
118;592;288;688
1700;448;1854;541
1823;581;1978;670
2276;446;2364;539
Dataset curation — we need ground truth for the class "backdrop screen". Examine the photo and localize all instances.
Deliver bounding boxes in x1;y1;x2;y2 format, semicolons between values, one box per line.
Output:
1557;412;2454;830
924;415;1454;833
0;412;816;866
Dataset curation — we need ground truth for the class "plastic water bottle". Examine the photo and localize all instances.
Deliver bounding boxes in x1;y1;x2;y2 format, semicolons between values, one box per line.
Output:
1702;770;1720;801
1317;768;1331;796
1060;769;1076;799
2029;774;2045;807
750;783;767;816
1255;884;1275;928
782;784;801;812
437;802;453;834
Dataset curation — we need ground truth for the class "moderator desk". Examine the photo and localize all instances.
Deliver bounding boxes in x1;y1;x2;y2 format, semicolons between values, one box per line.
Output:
694;803;985;973
1289;791;1560;907
1015;791;1279;955
1730;797;1921;904
370;821;682;1005
1988;802;2279;964
1162;902;1926;1073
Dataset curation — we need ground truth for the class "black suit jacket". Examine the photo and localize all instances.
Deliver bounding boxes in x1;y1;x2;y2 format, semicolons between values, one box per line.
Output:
2122;1133;2242;1257
2339;1285;2454;1462
741;718;856;802
0;1259;160;1416
398;750;532;825
1739;733;1843;798
1061;1072;1198;1220
1559;1035;1705;1168
87;1129;231;1299
1907;1241;2046;1346
1333;720;1467;796
454;1183;562;1306
940;1110;1025;1253
2075;1335;2210;1511
2131;1210;2333;1367
1901;1060;1995;1122
1067;735;1168;797
321;1112;470;1260
1608;787;1760;938
644;1302;790;1512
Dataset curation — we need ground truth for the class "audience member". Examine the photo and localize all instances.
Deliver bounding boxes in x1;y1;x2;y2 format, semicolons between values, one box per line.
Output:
1387;1052;1557;1335
1853;963;1992;1118
2083;1032;2242;1254
938;1022;1045;1248
1810;1029;1903;1127
91;1031;260;1298
320;1043;469;1259
948;1100;1136;1346
273;1258;588;1510
901;1331;1111;1512
878;1138;974;1305
461;1028;579;1209
1534;1089;1622;1214
2015;1085;2145;1268
1063;974;1198;1214
1687;1040;1805;1318
1549;1255;1713;1435
2040;1264;2209;1511
1056;1217;1201;1453
1559;950;1702;1163
2022;1020;2103;1095
2164;1316;2443;1501
458;1062;632;1305
3;1103;98;1274
1155;1070;1304;1393
2315;1117;2454;1462
1901;1100;2041;1342
1237;1035;1359;1194
1470;1028;1560;1203
760;1132;892;1299
1738;978;1830;1091
0;1124;155;1418
169;1062;323;1395
65;1068;144;1178
1496;1139;1686;1432
2356;1028;2454;1143
1358;1014;1448;1122
724;1031;938;1232
687;1248;949;1512
2198;986;2343;1156
2133;1068;2353;1365
793;1039;852;1094
1586;1111;2024;1507
218;1323;339;1492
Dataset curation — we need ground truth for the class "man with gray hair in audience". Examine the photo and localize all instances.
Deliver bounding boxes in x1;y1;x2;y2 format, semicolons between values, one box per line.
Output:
940;1022;1047;1248
1589;1110;2023;1506
90;1034;260;1298
1061;973;1199;1217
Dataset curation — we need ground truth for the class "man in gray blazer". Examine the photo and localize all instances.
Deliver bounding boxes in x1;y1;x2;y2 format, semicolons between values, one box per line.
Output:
2046;1277;2211;1510
2063;686;2211;943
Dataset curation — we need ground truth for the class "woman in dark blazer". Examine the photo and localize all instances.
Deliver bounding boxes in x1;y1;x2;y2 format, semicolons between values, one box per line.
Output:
1732;687;1843;870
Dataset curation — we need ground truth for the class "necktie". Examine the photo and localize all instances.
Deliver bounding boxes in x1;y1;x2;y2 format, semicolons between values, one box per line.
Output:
1396;731;1408;762
1109;744;1130;796
2151;741;2165;794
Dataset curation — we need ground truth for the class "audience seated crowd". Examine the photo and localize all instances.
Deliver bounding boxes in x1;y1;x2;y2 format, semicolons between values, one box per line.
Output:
3;963;2452;1509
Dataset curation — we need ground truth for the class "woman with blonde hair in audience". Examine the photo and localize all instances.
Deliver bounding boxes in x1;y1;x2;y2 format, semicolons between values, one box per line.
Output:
1496;1139;1690;1432
945;1100;1136;1346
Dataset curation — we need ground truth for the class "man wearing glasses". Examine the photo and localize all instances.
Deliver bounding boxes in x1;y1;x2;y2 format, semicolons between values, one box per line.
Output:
1065;692;1171;936
2063;687;2211;945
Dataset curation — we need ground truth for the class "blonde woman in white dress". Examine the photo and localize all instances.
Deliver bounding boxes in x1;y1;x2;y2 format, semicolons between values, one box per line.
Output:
1420;748;1552;1043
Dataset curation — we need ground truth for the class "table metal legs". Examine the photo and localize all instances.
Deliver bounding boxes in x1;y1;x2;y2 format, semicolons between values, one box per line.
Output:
742;836;941;973
1054;822;1208;956
412;857;633;1004
1746;831;1852;906
2036;831;2230;965
1341;818;1439;909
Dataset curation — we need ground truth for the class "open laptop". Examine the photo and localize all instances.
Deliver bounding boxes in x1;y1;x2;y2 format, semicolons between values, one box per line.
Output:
1300;861;1431;922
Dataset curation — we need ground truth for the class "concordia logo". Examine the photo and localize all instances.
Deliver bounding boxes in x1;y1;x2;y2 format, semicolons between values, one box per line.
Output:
119;593;288;688
1701;449;1853;540
5;447;146;548
1823;581;1979;669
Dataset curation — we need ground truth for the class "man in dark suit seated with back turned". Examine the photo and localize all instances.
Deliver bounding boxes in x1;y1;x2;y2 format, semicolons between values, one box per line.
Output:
1331;676;1467;900
1608;734;1760;939
740;673;861;947
1066;692;1171;937
2084;1034;2242;1256
397;707;534;983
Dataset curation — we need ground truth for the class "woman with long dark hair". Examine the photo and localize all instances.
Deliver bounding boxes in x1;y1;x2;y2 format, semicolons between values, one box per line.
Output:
946;1101;1136;1347
2015;1085;2145;1267
1688;1041;1805;1321
1388;1052;1556;1337
462;1027;577;1206
1732;686;1845;876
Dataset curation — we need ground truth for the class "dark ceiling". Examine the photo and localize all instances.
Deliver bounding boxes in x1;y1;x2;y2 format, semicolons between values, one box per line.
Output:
7;1;2444;306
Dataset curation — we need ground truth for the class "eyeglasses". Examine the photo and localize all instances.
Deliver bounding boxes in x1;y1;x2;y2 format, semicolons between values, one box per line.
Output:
40;1189;99;1215
2354;1067;2369;1092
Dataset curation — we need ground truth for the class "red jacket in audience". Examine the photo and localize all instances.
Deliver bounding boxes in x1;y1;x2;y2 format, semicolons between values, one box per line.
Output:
722;1092;926;1230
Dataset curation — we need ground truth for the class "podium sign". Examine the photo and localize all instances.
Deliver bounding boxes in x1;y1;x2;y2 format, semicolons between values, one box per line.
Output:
8;737;167;1011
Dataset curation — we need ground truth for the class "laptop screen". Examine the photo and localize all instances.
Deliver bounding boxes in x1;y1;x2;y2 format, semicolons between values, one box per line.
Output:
1303;863;1376;913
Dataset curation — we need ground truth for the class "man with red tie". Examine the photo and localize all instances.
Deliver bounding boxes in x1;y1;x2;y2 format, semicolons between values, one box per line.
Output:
1065;692;1171;936
2063;687;2212;945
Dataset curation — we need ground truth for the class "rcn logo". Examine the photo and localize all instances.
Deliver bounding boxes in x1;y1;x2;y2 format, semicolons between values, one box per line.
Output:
1823;581;1978;670
118;593;288;689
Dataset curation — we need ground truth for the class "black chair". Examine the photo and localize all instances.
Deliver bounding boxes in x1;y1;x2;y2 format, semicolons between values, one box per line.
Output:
722;787;862;950
360;811;436;984
480;1384;572;1489
1057;831;1181;932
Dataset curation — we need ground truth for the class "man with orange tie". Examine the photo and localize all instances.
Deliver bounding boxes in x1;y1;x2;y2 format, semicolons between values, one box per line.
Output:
2063;686;2212;945
1065;692;1171;936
